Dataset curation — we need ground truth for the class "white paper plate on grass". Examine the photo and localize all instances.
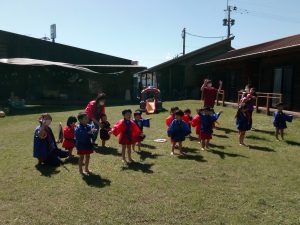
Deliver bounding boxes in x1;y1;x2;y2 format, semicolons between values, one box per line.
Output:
154;138;167;143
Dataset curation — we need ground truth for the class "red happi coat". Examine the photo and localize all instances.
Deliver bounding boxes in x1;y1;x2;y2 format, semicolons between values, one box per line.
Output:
62;126;75;150
191;115;201;136
112;119;141;145
166;115;175;127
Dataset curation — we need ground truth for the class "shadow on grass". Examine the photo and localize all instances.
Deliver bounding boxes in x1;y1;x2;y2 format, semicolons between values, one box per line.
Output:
35;164;60;177
209;143;226;149
248;145;275;152
213;133;229;138
285;140;300;146
209;149;248;159
94;146;121;156
140;143;156;150
252;129;275;136
188;136;200;142
135;150;162;161
182;147;200;154
82;173;111;188
215;127;238;134
246;135;270;141
177;154;207;162
63;156;79;165
122;162;154;173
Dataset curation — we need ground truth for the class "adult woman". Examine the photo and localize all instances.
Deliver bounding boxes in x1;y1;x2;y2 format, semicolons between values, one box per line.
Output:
84;92;106;145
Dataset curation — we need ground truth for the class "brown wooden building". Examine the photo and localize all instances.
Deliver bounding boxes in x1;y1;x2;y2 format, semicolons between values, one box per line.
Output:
196;34;300;111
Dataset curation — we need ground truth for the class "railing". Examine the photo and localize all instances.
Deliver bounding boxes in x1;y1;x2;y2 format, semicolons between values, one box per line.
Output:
216;90;225;106
237;91;283;115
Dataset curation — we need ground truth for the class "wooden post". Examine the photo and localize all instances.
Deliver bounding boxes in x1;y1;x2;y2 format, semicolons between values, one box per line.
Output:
256;95;259;113
266;93;270;115
222;90;225;106
279;94;282;103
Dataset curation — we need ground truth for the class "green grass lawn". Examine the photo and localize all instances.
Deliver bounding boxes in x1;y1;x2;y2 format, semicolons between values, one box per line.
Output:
1;100;300;225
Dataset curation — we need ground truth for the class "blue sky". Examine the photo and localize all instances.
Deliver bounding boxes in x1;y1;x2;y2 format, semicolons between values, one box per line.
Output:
1;0;299;67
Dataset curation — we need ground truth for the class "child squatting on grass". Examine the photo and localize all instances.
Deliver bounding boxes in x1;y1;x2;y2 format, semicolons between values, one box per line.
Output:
109;109;141;163
273;102;293;141
75;112;97;175
33;113;69;166
168;109;191;155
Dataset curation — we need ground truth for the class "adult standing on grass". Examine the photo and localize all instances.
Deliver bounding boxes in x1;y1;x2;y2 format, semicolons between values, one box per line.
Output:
85;92;106;146
201;79;223;108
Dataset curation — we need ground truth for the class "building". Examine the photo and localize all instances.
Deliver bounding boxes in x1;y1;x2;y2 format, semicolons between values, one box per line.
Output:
196;34;300;111
143;34;300;111
137;38;233;100
0;30;146;105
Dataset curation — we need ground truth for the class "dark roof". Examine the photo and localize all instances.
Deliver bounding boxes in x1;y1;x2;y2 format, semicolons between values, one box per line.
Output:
0;30;133;65
197;34;300;66
145;37;234;72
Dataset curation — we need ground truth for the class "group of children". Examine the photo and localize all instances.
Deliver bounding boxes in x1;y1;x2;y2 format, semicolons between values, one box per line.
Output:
33;109;150;175
34;92;294;175
166;106;222;153
236;86;293;146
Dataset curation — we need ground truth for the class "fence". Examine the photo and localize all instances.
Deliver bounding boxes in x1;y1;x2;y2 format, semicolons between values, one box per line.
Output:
237;91;283;115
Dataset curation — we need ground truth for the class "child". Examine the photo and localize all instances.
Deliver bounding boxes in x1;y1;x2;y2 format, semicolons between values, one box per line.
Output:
99;114;111;147
191;108;202;142
132;110;150;151
245;88;256;129
168;110;191;155
199;107;222;150
235;104;251;146
166;106;179;146
33;113;69;166
110;109;141;163
273;102;293;140
166;106;179;127
75;112;96;175
62;116;77;157
182;109;192;126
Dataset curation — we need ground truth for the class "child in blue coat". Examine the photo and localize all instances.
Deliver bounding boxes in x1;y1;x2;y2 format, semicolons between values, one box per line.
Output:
199;107;222;150
235;104;251;146
168;110;191;155
273;102;293;140
75;112;97;175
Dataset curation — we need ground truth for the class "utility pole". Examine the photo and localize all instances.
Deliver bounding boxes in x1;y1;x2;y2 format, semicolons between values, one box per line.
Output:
182;28;186;55
223;0;237;39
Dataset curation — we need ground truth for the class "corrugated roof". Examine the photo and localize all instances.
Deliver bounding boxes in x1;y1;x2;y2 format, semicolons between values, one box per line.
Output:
197;34;300;65
0;58;97;73
145;37;234;72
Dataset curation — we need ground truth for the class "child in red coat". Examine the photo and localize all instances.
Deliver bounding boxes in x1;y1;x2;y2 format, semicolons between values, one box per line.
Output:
110;109;141;163
62;116;77;157
191;109;202;142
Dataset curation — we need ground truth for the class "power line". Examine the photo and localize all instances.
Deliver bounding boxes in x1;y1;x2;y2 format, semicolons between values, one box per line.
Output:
186;32;226;39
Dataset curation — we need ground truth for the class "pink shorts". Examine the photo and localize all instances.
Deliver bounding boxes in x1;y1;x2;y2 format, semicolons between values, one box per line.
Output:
200;133;212;140
77;149;94;155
